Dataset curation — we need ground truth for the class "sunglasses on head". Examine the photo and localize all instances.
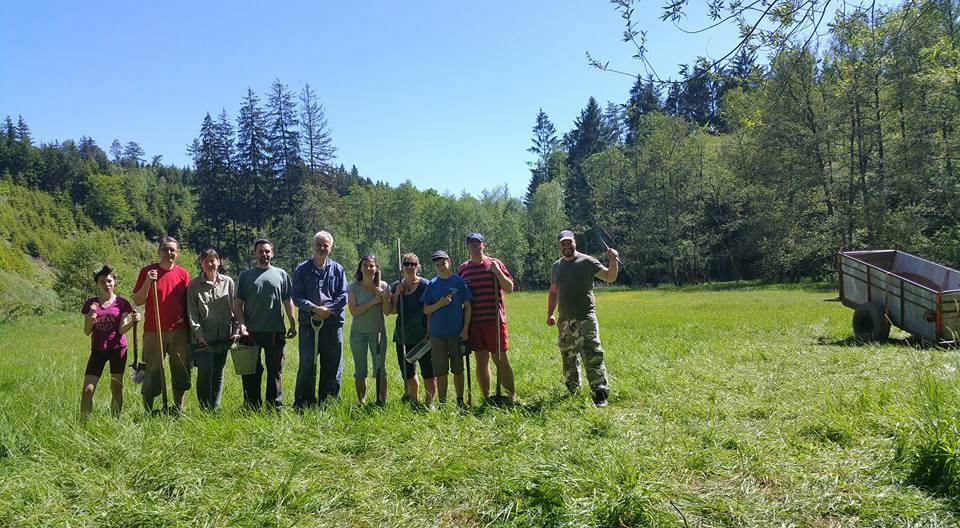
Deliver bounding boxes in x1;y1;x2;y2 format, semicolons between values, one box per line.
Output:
402;261;418;267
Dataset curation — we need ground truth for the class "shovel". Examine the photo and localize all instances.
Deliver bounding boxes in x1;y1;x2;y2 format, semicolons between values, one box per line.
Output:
488;267;509;406
311;317;324;406
152;281;169;412
461;339;472;406
128;318;146;384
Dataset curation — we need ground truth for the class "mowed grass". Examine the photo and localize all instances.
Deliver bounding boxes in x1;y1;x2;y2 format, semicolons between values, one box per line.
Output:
1;286;958;526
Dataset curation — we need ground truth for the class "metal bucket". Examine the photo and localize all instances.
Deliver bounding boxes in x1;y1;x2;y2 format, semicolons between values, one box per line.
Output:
230;343;259;375
404;338;431;364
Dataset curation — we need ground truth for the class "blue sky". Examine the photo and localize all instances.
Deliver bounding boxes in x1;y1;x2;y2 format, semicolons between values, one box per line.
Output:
0;1;741;197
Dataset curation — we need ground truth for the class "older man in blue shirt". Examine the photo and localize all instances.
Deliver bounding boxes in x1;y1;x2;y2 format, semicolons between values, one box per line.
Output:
292;230;348;408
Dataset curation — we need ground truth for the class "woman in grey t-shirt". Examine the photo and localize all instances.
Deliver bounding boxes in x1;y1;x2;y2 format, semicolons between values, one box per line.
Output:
347;255;392;404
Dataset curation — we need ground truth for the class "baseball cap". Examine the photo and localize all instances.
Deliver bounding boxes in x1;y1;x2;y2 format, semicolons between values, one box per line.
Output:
431;250;450;261
466;233;485;244
557;230;575;242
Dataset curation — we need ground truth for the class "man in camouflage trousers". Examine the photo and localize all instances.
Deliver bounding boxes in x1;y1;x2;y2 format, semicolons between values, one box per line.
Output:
546;230;619;407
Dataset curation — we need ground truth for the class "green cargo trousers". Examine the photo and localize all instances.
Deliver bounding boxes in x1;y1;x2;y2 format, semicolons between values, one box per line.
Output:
558;315;609;395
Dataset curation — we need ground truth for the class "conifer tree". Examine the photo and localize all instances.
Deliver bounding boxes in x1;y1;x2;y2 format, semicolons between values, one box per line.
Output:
267;80;306;217
524;109;559;206
299;83;336;179
78;136;110;171
625;76;662;145
109;140;123;165
267;79;300;176
191;113;233;253
602;101;625;145
3;116;14;144
15;115;32;146
564;97;607;232
235;88;272;231
664;82;683;116
123;141;145;168
680;59;716;127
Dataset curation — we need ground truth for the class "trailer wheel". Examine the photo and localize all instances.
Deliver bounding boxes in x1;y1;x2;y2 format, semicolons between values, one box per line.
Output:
852;302;890;342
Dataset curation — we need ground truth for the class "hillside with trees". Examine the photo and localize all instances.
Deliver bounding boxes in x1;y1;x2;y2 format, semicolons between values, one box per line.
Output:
3;0;960;318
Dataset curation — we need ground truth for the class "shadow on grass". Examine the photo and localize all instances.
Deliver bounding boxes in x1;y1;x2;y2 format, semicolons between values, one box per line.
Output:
651;280;836;294
816;334;941;349
462;390;581;418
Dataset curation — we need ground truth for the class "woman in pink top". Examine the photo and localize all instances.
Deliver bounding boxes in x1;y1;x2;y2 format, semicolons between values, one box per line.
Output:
80;266;140;420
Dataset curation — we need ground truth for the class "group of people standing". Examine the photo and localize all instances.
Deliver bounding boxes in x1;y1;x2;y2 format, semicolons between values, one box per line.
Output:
78;228;619;418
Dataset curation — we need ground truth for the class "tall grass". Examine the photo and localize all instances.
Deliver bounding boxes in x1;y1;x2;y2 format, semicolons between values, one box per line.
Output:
896;354;960;500
0;286;958;526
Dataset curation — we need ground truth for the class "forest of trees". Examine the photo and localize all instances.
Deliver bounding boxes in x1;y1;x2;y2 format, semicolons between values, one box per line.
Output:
531;0;960;285
3;0;960;314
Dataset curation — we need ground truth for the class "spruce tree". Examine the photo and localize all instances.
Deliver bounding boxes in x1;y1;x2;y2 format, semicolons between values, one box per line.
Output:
267;79;300;176
267;80;305;220
235;88;273;231
15;115;32;146
78;136;110;170
664;82;683;116
3;116;14;144
524;109;559;207
191;113;234;255
564;97;606;232
299;83;336;179
602;101;625;145
625;76;662;145
678;59;719;128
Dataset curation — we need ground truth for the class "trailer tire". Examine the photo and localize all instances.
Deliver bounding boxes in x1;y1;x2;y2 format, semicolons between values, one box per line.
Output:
852;302;890;342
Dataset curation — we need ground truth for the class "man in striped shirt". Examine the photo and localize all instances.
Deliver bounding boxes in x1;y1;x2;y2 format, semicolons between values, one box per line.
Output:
457;233;515;401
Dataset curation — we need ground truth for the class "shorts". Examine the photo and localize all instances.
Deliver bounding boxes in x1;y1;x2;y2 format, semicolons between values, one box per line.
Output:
396;341;434;380
84;347;127;377
141;328;192;397
468;321;508;353
429;336;464;377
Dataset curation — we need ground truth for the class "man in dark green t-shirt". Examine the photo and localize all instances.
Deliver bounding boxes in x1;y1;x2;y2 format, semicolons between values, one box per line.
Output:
235;239;297;409
546;230;619;407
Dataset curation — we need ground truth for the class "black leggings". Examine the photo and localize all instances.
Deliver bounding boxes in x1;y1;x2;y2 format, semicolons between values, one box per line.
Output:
395;342;434;380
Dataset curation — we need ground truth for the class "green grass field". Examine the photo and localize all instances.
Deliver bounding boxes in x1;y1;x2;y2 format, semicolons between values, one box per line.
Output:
1;286;958;527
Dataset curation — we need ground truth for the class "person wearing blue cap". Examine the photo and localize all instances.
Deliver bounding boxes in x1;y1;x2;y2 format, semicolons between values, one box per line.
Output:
421;250;473;406
546;230;619;407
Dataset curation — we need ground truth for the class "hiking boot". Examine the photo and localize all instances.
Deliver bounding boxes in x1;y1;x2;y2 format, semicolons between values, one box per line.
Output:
592;390;609;408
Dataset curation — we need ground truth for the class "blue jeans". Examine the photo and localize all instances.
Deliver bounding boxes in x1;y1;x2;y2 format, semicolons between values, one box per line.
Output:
192;344;229;411
295;322;343;408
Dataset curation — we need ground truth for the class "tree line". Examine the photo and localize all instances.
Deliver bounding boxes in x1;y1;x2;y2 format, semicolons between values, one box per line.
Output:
3;0;959;295
527;0;960;285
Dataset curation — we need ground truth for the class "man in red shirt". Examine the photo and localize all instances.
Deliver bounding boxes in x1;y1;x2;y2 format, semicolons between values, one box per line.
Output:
133;236;191;414
457;233;515;401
